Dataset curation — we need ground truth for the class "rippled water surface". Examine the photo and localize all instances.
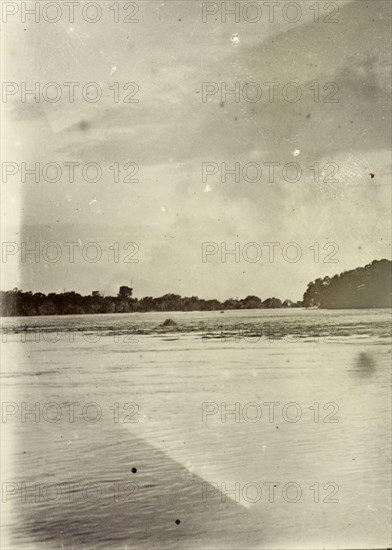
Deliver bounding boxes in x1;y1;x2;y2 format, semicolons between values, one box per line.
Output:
1;309;391;549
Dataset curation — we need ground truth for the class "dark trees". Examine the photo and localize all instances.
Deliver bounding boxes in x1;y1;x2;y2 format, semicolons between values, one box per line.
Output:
303;260;391;309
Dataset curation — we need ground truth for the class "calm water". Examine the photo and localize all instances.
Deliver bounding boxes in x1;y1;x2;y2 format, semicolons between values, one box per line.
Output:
1;309;391;549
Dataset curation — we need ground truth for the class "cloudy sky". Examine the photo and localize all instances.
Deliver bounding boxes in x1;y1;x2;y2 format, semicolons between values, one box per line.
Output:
2;0;391;300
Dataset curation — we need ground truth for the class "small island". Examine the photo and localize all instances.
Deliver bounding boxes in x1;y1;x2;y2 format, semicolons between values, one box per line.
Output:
0;260;390;317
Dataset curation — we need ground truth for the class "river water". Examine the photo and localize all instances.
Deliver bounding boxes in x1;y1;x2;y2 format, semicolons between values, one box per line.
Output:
1;309;391;549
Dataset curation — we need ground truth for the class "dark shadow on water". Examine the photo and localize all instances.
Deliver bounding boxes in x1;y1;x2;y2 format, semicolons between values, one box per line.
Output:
13;425;262;549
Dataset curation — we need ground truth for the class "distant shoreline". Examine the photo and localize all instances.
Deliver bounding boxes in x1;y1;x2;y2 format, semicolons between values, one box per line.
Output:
1;259;391;316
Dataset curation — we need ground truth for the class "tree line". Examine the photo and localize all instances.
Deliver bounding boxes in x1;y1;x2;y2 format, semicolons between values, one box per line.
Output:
0;260;390;316
0;285;300;316
303;259;391;309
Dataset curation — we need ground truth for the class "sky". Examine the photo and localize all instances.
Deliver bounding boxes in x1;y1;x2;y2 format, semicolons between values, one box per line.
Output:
2;0;391;300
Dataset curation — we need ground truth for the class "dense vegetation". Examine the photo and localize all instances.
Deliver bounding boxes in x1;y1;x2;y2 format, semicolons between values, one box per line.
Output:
303;259;391;309
0;260;390;316
0;285;300;317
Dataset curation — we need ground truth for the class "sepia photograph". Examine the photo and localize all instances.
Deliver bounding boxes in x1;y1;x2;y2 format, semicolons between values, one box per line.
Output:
1;0;391;548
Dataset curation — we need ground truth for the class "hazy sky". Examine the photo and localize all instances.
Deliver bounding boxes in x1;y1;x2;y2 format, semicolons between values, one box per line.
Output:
2;0;391;300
